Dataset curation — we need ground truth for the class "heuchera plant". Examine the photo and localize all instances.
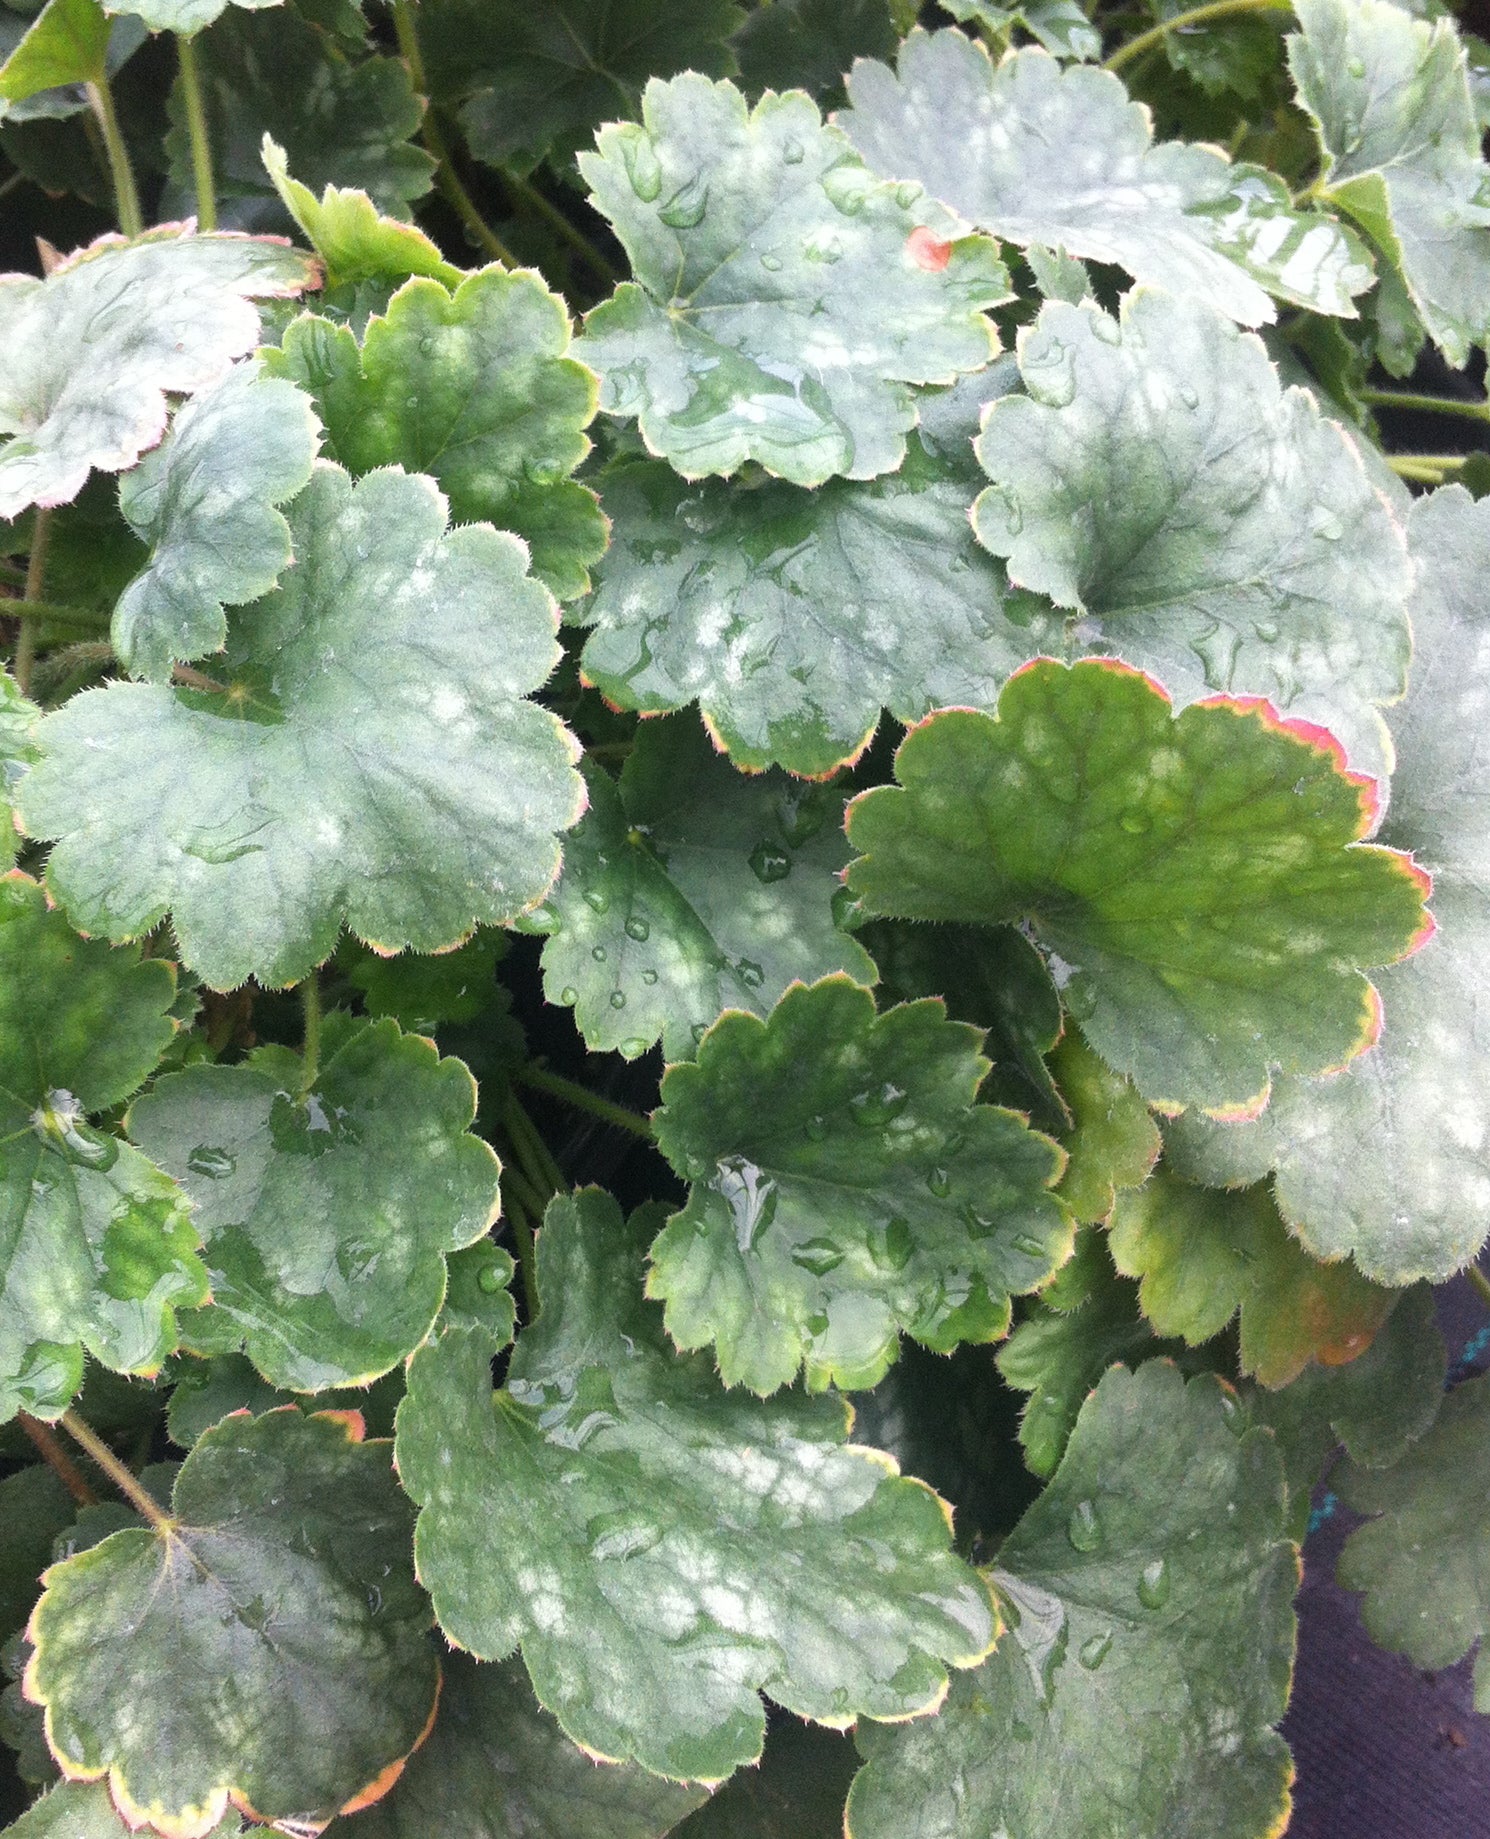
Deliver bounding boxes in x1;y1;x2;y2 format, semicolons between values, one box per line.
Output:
0;0;1487;1831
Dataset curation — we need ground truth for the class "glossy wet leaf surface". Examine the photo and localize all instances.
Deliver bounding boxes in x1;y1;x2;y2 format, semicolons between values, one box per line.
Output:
20;462;583;990
650;976;1070;1393
971;289;1410;775
397;1188;996;1782
112;361;319;682
840;30;1372;326
0;875;206;1424
845;659;1430;1113
128;1016;502;1391
1165;488;1490;1281
847;1363;1296;1839
575;75;1009;485
529;717;872;1061
26;1409;438;1835
0;227;316;519
268;267;604;601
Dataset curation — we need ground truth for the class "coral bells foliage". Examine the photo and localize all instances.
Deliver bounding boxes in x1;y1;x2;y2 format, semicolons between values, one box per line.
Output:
1;0;1489;1832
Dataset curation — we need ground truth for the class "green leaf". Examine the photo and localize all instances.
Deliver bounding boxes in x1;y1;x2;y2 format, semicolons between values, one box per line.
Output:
529;718;874;1061
0;0;107;103
343;930;505;1033
164;1351;408;1448
266;266;605;602
1248;1284;1444;1538
941;0;1103;62
1289;0;1490;366
840;30;1373;325
971;288;1411;774
163;6;433;235
1109;1169;1393;1387
20;462;583;991
322;1652;709;1839
847;1363;1297;1839
112;360;319;683
1164;487;1490;1281
997;1228;1176;1478
0;1468;73;1643
417;0;744;177
1049;1034;1160;1225
573;375;1036;776
26;1408;438;1835
1;1781;243;1838
104;0;281;37
670;1717;858;1839
575;75;1010;486
0;874;207;1425
261;134;463;296
1144;0;1288;99
397;1188;997;1782
0;227;318;520
1336;1369;1490;1705
732;0;897;104
845;660;1430;1114
128;1016;502;1391
0;670;39;870
649;976;1070;1394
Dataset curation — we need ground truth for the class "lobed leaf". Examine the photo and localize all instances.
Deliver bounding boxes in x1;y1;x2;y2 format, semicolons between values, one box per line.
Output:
1108;1169;1393;1387
671;1718;858;1839
839;30;1372;326
267;265;604;601
0;874;206;1424
529;716;873;1061
941;0;1102;61
1049;1034;1160;1225
650;976;1071;1394
847;1363;1298;1839
1165;488;1490;1281
1289;0;1490;366
845;658;1431;1114
112;361;320;682
128;1015;503;1391
971;287;1411;776
0;227;317;520
397;1187;997;1783
25;1409;438;1837
20;462;584;990
575;74;1010;486
104;0;282;38
732;0;897;104
2;1781;243;1838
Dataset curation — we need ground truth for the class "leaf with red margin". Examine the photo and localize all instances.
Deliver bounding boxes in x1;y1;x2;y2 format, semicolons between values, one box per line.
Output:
0;225;318;519
844;657;1431;1115
24;1408;438;1839
1108;1168;1393;1387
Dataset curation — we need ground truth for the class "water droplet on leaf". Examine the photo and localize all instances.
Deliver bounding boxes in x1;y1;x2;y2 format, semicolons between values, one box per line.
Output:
1067;1499;1103;1551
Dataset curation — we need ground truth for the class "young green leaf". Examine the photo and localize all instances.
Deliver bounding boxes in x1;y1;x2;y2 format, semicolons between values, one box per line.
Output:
128;1016;503;1391
321;1652;710;1838
732;0;897;104
845;659;1432;1114
1048;1034;1160;1225
1165;488;1490;1281
162;6;433;234
0;0;107;103
847;1363;1297;1839
971;288;1410;775
0;227;317;519
574;375;1042;777
1337;1370;1490;1707
2;1780;243;1838
0;671;39;869
1108;1169;1392;1387
20;462;584;990
1289;0;1490;366
25;1409;438;1836
343;930;505;1033
112;361;320;682
267;266;604;601
397;1188;997;1782
417;0;743;176
649;976;1071;1394
839;30;1372;325
575;74;1010;486
942;0;1102;61
529;717;873;1061
0;874;207;1425
261;135;463;296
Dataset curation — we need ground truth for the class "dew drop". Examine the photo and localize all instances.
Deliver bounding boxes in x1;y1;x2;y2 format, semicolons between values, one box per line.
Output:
476;1263;505;1295
807;1310;831;1336
793;1237;845;1275
641;968;659;985
850;1083;909;1128
831;886;862;930
926;1166;952;1199
592;945;608;962
1067;1499;1103;1551
659;177;709;229
622;136;663;202
736;958;766;990
1217;1389;1248;1435
1119;812;1149;835
624;915;651;941
1078;1629;1113;1670
1179;384;1200;410
1347;54;1366;77
587;1510;664;1561
609;990;627;1010
419;335;436;356
782;135;806;165
871;1215;914;1271
558;986;578;1005
187;1145;236;1180
760;252;784;271
620;1037;650;1058
1012;1231;1049;1258
583;887;610;914
748;841;792;884
1138;1557;1171;1609
1310;506;1343;542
